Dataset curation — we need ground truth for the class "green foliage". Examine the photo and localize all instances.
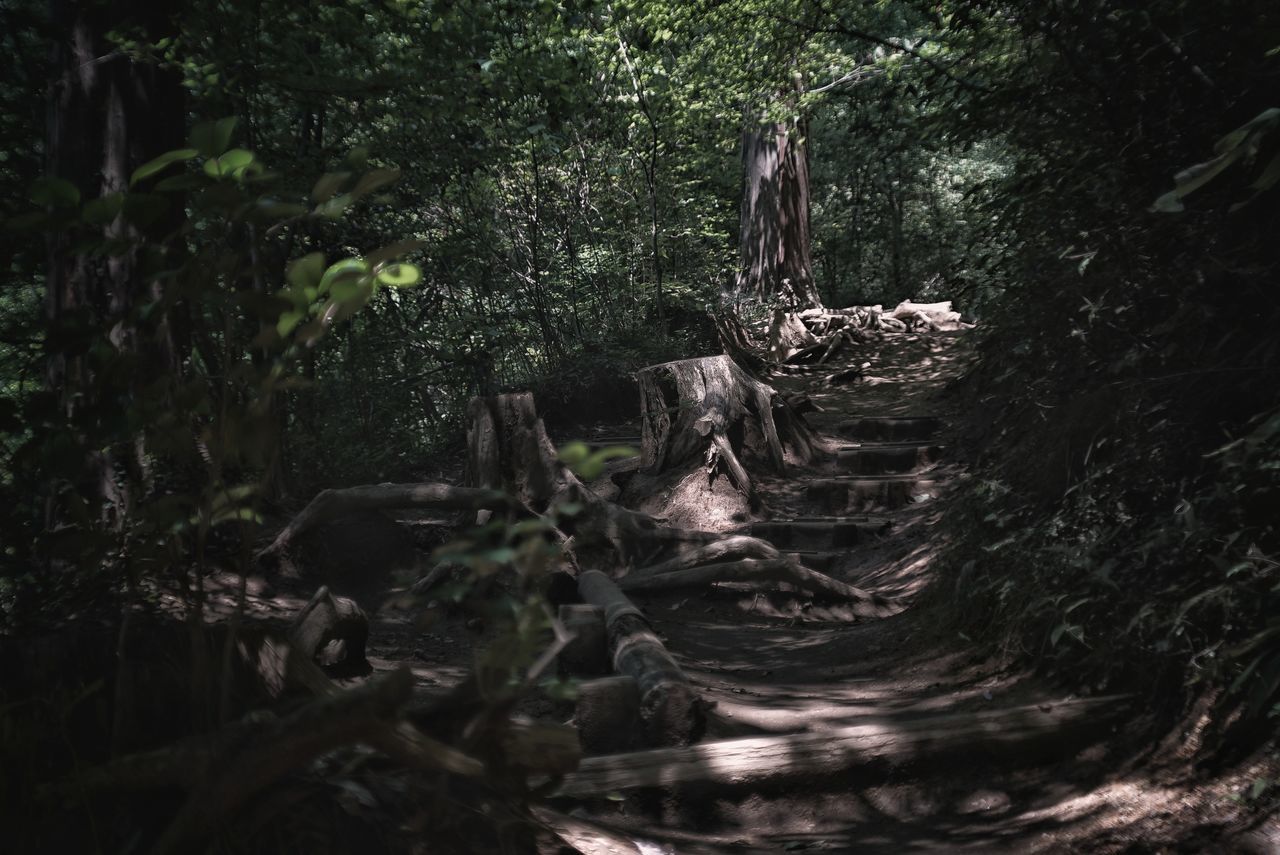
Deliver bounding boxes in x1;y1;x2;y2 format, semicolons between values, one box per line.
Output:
1;122;422;627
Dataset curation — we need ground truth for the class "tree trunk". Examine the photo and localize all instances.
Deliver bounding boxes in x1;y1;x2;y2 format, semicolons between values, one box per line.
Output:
44;0;186;532
734;114;822;310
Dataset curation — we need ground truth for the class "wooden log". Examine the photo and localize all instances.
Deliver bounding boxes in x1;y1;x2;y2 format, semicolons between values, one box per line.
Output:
289;585;368;669
559;604;608;675
618;558;896;618
577;570;703;746
572;676;641;755
891;299;965;331
548;696;1129;798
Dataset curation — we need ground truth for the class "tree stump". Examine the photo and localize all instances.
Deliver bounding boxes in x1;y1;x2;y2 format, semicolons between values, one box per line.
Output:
636;354;816;504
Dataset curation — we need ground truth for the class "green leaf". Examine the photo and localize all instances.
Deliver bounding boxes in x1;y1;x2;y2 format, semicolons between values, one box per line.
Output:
253;199;309;220
154;174;207;192
130;148;199;185
330;277;369;303
376;263;421;287
276;309;305;338
30;177;80;208
318;258;369;295
190;117;238;157
558;441;590;466
345;145;370;172
202;148;255;179
288;252;326;290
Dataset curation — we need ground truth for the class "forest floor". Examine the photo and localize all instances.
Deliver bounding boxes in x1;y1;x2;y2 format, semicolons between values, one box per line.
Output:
201;327;1277;853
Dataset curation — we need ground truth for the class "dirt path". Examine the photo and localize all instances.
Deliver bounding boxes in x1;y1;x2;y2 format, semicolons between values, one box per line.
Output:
547;330;1213;854
286;326;1261;853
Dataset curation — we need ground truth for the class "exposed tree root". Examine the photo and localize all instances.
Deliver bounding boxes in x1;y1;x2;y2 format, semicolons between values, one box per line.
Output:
620;558;896;618
767;306;817;361
637;354;817;507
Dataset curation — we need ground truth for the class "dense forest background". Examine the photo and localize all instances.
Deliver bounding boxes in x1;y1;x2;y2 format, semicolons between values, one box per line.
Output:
2;0;1279;849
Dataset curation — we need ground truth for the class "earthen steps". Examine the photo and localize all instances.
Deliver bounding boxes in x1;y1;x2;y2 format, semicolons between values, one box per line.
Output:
836;415;942;442
805;474;940;512
835;442;943;475
744;517;891;550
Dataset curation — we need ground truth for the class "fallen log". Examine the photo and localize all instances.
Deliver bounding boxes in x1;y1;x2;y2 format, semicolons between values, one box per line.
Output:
891;299;965;331
548;696;1129;798
619;558;896;618
258;482;525;563
578;570;703;746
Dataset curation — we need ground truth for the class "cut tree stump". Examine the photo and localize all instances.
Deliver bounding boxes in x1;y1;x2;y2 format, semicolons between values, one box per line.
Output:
548;696;1129;798
636;354;816;504
578;570;703;746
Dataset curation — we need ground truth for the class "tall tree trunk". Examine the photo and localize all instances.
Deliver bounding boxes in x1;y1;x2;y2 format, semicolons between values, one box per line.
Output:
44;0;186;526
733;113;822;310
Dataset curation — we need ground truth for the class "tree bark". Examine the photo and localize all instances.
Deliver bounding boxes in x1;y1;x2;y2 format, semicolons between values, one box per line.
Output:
734;114;822;310
43;0;187;531
578;570;703;746
636;355;817;503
